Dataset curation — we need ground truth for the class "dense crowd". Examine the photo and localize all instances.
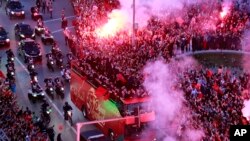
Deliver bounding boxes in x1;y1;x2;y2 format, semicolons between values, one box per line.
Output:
69;0;250;97
68;0;250;140
177;66;250;140
0;77;48;141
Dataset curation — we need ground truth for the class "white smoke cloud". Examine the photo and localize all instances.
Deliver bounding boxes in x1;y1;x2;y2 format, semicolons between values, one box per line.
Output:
241;14;250;122
118;0;201;27
242;100;250;121
241;29;250;52
143;57;204;141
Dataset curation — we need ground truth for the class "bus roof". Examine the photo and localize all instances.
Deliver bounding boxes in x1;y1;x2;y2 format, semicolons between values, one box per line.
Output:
120;96;151;105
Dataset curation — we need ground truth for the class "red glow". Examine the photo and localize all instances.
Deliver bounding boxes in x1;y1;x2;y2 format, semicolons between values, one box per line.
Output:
220;3;231;20
95;10;127;38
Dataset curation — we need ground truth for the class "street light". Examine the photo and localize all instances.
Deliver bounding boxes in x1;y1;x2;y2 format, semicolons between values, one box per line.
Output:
132;0;136;47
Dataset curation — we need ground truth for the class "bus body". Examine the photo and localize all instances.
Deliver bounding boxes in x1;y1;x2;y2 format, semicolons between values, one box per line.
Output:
70;60;156;141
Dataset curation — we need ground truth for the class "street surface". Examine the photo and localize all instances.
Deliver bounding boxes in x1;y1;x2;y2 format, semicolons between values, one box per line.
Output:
0;0;90;140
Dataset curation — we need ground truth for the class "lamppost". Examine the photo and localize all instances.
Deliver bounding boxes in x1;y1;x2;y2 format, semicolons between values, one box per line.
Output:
132;0;136;47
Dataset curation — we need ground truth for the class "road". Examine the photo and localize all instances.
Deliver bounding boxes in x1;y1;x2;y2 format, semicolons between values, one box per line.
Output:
0;0;89;140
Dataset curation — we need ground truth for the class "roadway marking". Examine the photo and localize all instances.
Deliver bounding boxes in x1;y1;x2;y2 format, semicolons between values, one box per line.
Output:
15;57;77;134
51;26;74;34
44;15;76;23
15;57;29;73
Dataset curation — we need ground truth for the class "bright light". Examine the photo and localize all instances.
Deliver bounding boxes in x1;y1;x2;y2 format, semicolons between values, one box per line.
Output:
242;100;250;121
220;2;231;20
220;10;228;19
95;10;127;38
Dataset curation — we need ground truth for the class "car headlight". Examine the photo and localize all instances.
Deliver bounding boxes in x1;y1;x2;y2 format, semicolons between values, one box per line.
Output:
6;39;10;42
21;11;25;14
20;34;25;38
41;92;45;96
50;61;54;65
33;93;37;97
11;72;14;75
61;87;64;91
11;57;14;61
32;33;35;37
11;11;14;15
49;88;53;91
31;65;34;69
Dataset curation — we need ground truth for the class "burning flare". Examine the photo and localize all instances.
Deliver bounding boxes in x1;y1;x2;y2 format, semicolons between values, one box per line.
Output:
95;10;128;38
220;0;232;19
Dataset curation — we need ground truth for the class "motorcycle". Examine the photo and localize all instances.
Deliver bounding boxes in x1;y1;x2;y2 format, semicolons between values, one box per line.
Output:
28;82;45;103
56;57;64;70
31;6;43;21
41;106;52;123
54;51;64;70
30;71;38;83
61;68;71;82
54;78;64;99
45;125;55;141
6;50;15;64
66;52;73;67
6;63;15;72
44;78;55;99
65;110;73;126
51;44;60;57
47;59;55;72
46;54;55;72
41;29;54;45
6;71;15;81
27;62;35;74
55;84;64;99
35;22;45;36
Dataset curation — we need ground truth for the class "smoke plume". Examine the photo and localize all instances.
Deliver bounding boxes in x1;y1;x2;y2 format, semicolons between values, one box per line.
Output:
242;100;250;121
143;57;204;141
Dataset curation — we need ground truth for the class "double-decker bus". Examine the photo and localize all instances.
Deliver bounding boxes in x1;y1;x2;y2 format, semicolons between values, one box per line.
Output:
70;60;156;141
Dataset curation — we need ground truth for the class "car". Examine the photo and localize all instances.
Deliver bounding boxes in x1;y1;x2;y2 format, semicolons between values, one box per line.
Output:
0;26;10;47
5;0;25;19
17;38;42;63
80;130;109;141
14;23;35;40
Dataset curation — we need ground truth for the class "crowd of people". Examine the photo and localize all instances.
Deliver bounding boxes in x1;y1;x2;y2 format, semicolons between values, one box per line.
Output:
177;66;249;140
69;0;250;98
69;0;250;140
0;75;49;141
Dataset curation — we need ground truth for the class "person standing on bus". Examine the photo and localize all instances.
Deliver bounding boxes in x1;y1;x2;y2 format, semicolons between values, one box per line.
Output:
57;133;62;141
